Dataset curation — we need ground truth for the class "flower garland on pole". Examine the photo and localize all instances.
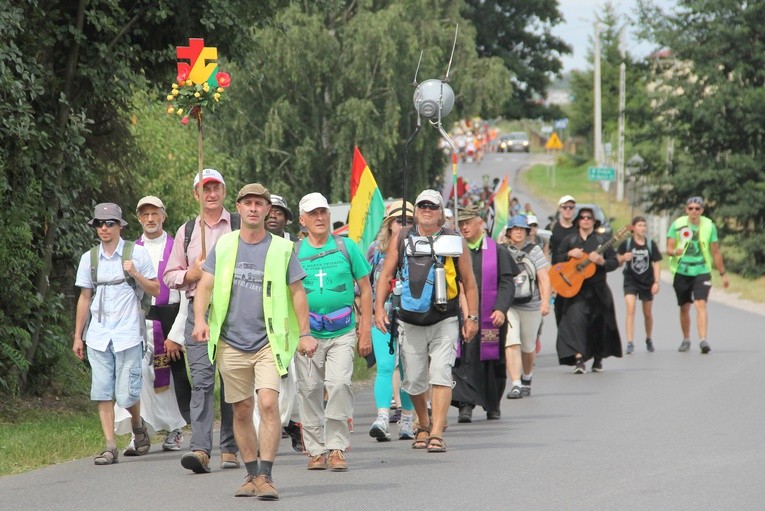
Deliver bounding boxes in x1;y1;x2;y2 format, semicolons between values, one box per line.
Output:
166;38;231;254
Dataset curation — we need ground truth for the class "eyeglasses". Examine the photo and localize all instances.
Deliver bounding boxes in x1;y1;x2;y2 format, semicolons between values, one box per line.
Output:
93;220;119;228
560;205;575;210
687;206;702;211
395;217;414;225
579;215;594;220
417;202;441;211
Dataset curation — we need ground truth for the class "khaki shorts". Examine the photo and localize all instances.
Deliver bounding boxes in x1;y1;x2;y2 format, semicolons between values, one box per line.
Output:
218;341;281;404
504;307;542;354
398;316;458;395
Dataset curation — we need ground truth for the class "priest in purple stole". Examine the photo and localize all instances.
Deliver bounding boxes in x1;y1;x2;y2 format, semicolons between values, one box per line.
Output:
452;205;517;422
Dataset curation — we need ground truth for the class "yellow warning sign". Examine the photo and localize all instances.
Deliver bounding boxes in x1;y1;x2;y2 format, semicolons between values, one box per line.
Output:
545;132;563;151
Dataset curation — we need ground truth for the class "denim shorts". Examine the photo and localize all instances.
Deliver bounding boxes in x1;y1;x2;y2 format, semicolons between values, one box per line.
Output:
87;341;143;408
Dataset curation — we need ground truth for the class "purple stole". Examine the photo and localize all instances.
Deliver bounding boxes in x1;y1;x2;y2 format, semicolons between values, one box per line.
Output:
136;234;174;391
479;236;500;361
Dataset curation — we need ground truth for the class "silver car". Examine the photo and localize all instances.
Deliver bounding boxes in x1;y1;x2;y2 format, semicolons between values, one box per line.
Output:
499;132;530;153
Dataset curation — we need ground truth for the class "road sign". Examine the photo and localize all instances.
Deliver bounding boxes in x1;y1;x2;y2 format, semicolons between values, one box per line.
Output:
588;166;616;181
554;118;568;130
541;125;553;135
545;132;563;150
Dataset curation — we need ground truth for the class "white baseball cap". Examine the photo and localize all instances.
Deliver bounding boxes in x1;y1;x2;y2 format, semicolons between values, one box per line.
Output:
192;168;225;189
136;196;165;213
299;192;330;213
526;214;539;226
415;189;444;207
558;194;576;206
444;207;454;218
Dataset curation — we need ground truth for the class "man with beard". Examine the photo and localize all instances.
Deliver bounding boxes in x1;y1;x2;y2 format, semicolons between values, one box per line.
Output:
452;205;516;422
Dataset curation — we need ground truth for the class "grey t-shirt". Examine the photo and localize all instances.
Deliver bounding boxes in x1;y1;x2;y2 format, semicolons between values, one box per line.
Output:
203;234;306;352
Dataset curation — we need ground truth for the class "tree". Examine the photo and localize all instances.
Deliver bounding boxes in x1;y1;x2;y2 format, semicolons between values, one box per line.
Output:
636;0;765;276
461;0;572;118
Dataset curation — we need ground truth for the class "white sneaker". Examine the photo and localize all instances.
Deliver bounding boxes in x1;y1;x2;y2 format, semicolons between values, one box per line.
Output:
369;414;391;442
162;429;184;451
398;415;414;440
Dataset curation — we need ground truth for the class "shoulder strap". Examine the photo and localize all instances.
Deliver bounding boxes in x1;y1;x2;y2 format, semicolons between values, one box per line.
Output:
332;234;352;266
230;212;241;230
121;241;136;287
90;246;99;286
183;219;195;264
626;237;632;252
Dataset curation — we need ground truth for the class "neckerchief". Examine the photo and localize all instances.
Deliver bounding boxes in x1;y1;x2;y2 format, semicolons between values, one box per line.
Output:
136;234;174;392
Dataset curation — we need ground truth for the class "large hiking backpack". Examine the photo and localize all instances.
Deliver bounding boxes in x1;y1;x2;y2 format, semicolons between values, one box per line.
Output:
508;244;537;304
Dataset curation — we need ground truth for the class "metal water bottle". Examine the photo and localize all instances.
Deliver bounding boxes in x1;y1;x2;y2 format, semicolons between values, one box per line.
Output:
433;263;447;310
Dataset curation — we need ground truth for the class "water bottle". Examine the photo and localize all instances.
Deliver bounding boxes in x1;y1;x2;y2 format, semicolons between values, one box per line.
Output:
390;279;402;310
433;263;447;310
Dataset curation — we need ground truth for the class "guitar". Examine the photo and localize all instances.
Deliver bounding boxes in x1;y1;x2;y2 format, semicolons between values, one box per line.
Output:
549;226;633;298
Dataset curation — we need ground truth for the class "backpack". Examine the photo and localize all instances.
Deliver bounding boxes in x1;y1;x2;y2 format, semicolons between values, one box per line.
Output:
183;212;241;263
626;237;653;257
507;244;536;304
89;241;152;315
293;234;352;267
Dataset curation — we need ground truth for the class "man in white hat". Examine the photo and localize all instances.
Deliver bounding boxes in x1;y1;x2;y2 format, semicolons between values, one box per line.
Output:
73;203;160;465
548;195;577;326
164;169;241;473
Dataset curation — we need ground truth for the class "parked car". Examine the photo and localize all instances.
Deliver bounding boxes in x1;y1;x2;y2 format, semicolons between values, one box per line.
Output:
499;131;530;153
547;203;614;238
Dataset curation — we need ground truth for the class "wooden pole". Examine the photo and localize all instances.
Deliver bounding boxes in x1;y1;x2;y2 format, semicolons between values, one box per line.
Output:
196;107;206;255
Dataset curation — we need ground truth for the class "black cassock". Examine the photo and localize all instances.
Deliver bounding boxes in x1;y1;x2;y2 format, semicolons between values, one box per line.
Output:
451;240;517;413
556;231;623;365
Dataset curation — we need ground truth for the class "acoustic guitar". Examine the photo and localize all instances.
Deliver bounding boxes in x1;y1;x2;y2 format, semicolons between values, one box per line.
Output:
549;226;632;298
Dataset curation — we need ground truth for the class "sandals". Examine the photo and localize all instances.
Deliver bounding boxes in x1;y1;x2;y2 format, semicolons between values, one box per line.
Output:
94;448;118;465
411;426;431;449
426;436;447;453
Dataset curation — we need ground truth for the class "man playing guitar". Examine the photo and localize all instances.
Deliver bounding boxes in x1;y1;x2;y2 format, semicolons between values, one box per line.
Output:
554;207;623;374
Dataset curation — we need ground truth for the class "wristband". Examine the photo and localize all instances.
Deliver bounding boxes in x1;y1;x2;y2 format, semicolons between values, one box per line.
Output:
467;315;479;322
299;333;312;338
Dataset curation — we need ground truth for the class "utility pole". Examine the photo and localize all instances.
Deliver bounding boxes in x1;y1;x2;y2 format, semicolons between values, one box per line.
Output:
593;21;603;166
616;26;626;201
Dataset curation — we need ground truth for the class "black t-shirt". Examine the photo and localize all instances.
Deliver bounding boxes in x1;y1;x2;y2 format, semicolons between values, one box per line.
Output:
617;238;662;287
549;222;577;264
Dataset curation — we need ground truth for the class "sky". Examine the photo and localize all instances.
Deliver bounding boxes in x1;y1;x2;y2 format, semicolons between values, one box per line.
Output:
552;0;675;73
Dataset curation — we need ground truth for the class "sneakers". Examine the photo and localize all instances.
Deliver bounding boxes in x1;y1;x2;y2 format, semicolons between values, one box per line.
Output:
181;450;211;474
457;403;473;423
646;338;655;352
369;414;391;442
398;415;415;440
520;378;532;397
700;340;711;354
220;452;240;469
591;358;604;373
389;407;402;424
574;359;586;374
678;339;691;352
307;453;327;470
284;421;304;453
125;421;151;456
235;474;279;500
506;385;523;399
625;342;634;355
163;429;183;451
327;449;348;471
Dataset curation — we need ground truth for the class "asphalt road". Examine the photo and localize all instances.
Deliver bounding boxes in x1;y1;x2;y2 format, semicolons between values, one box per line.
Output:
2;152;764;510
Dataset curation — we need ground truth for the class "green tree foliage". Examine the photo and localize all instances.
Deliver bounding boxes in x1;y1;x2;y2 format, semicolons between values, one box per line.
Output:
220;0;511;206
636;0;765;276
461;0;571;118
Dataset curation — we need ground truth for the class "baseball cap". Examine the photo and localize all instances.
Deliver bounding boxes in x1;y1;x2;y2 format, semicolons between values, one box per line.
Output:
686;196;704;207
269;194;293;221
385;200;415;219
457;204;481;222
88;202;127;227
444;208;454;219
136;196;165;213
236;183;271;203
526;214;539;226
299;192;330;213
415;189;444;207
192;168;225;189
558;194;576;206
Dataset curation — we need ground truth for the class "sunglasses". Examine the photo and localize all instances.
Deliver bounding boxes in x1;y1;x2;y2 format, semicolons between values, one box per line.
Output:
417;202;441;211
93;220;119;228
395;217;414;225
687;206;702;211
579;215;594;220
560;205;575;210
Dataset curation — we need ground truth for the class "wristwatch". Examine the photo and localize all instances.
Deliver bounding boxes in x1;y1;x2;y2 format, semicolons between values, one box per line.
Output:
467;315;479;322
